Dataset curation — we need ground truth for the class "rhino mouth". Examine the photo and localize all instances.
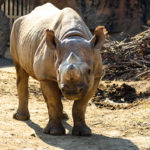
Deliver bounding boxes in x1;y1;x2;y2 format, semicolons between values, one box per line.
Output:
60;83;88;100
62;90;82;100
63;93;81;100
63;89;79;95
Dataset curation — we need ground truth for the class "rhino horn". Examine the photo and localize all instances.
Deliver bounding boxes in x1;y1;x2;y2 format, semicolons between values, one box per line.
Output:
66;52;80;63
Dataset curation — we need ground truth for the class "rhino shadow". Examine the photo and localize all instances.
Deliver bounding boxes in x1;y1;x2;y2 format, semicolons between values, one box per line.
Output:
25;120;139;150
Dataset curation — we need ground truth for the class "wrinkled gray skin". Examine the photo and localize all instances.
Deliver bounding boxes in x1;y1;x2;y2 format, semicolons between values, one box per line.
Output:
10;3;105;136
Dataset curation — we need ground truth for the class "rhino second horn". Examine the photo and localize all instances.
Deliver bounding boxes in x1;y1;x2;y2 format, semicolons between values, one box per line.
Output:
65;64;81;81
66;52;80;63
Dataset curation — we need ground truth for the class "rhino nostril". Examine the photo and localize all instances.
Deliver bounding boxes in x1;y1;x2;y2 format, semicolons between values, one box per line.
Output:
62;87;65;92
88;69;91;75
61;84;67;92
79;87;84;93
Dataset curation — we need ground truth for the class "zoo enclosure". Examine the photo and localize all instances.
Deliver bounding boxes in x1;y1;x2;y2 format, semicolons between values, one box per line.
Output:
0;0;32;28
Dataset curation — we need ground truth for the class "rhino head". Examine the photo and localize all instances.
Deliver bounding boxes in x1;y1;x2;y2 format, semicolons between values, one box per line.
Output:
46;27;105;100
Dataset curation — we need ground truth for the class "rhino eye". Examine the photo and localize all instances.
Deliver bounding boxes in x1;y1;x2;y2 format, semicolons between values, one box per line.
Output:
57;69;59;74
87;69;91;75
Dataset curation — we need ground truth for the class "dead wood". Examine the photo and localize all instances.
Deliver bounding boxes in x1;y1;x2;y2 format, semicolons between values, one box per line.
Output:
102;28;150;80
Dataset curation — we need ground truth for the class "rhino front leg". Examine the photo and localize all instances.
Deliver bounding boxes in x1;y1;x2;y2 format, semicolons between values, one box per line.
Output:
13;63;30;121
40;81;65;135
72;79;100;136
72;99;91;136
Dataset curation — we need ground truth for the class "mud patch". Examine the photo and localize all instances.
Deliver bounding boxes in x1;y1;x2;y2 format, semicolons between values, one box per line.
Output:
91;82;150;109
96;83;137;103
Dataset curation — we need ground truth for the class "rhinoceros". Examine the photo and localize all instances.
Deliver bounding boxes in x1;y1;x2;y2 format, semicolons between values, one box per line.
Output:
10;3;105;136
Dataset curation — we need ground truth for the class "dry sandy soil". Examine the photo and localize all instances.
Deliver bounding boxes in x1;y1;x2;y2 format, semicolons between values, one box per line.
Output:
0;65;150;150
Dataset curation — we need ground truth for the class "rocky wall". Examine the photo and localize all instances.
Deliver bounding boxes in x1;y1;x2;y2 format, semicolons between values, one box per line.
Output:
0;0;150;59
31;0;150;34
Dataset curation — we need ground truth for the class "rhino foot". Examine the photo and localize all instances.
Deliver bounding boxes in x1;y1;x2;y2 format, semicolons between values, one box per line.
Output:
43;122;65;135
13;112;30;121
72;124;91;136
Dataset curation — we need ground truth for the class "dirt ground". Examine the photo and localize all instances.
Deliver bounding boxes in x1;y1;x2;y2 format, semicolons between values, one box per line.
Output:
0;65;150;150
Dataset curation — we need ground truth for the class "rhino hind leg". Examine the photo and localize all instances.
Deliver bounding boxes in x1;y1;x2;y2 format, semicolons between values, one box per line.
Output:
40;81;65;135
13;63;30;121
72;100;91;136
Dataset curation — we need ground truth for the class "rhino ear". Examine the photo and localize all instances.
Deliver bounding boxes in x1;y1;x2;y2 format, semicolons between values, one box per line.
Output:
45;29;60;50
90;26;107;50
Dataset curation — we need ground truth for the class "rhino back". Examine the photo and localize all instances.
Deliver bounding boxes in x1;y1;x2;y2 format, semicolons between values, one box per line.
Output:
54;7;92;40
